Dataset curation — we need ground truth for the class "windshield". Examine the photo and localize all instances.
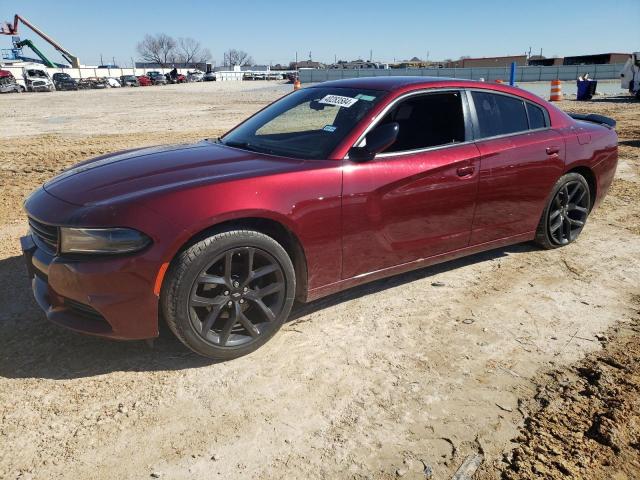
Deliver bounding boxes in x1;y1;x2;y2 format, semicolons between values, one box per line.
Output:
220;87;385;159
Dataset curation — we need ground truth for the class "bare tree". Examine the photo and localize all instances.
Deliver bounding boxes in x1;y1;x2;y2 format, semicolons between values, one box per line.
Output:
136;33;177;67
223;49;253;67
176;37;211;67
199;48;213;64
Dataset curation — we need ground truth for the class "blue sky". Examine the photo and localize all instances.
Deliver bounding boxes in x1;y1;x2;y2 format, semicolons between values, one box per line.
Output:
2;0;638;67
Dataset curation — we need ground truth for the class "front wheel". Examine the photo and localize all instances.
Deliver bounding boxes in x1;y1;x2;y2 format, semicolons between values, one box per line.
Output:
535;172;591;249
161;230;296;360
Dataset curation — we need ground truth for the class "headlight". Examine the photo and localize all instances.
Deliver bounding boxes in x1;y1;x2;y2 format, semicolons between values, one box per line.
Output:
60;227;151;254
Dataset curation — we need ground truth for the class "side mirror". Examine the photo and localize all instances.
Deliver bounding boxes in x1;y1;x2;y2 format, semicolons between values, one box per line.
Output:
349;122;399;162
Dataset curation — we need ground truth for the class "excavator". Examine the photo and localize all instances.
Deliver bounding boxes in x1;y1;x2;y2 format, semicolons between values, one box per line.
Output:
1;14;80;68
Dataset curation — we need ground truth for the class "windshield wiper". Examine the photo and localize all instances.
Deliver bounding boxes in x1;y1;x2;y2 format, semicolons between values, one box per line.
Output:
223;140;253;150
221;140;278;156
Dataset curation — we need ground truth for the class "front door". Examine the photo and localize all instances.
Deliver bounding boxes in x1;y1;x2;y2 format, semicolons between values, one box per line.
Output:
341;90;480;279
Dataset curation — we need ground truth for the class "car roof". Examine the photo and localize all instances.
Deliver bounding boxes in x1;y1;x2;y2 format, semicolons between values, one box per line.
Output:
308;75;573;128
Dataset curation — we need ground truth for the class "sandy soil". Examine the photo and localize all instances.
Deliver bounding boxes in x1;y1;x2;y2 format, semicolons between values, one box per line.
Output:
0;82;638;480
479;316;640;479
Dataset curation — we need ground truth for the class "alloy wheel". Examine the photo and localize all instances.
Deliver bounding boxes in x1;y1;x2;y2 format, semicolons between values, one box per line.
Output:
188;247;285;347
548;180;589;245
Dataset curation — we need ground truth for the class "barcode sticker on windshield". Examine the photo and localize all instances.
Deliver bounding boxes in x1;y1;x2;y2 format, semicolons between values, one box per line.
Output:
319;95;359;108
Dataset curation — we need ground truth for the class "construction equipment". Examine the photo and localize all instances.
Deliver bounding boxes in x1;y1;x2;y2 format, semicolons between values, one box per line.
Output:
620;52;640;99
1;14;80;67
14;38;56;67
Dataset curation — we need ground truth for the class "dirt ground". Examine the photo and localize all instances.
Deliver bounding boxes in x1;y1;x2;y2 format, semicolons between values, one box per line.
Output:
0;82;638;480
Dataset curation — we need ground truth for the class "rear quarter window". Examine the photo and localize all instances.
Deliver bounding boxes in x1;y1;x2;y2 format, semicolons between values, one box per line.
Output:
526;102;548;129
471;91;529;138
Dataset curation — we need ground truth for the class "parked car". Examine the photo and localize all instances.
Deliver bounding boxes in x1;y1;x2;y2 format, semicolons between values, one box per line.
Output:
187;70;204;82
0;69;23;93
165;72;187;84
21;77;618;360
105;77;121;88
203;71;216;82
137;75;152;86
23;68;54;92
147;71;167;85
52;72;78;91
77;77;108;89
120;75;139;87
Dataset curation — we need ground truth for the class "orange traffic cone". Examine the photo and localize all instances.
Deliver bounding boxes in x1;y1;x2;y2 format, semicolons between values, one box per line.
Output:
549;80;563;101
293;79;301;90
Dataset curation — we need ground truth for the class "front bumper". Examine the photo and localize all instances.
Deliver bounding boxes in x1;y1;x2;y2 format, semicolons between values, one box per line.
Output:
30;84;51;92
21;233;160;340
20;188;170;340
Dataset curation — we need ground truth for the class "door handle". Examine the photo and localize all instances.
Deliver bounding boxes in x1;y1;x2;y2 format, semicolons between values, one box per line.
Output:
456;165;475;177
546;146;560;155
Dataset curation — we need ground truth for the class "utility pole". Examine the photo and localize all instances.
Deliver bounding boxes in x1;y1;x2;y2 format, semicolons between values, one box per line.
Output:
112;56;116;66
295;51;298;69
369;49;372;62
100;53;104;66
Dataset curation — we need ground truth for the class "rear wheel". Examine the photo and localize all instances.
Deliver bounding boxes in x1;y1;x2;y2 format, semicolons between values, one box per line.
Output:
535;173;591;249
162;230;296;360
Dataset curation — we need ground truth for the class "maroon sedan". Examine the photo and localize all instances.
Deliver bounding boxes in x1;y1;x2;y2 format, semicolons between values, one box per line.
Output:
22;77;618;360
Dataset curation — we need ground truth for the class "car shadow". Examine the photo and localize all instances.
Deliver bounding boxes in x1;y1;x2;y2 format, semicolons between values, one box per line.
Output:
586;95;637;104
619;139;640;148
0;242;536;380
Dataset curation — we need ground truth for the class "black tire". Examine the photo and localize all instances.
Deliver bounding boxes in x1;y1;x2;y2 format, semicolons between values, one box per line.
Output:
161;230;296;360
535;172;591;249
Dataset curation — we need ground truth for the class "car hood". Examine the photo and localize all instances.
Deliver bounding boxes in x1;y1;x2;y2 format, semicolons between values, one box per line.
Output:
43;141;307;206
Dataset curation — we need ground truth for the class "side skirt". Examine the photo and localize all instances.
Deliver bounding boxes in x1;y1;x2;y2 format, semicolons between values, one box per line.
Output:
305;231;535;302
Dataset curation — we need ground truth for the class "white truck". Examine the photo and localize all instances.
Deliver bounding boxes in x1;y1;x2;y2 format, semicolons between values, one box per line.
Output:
23;67;55;92
620;52;640;99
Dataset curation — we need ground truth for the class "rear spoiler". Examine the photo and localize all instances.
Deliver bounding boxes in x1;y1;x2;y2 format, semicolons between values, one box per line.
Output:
568;113;616;129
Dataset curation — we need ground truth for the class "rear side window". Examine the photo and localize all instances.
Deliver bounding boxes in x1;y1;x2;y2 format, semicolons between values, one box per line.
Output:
527;102;548;129
379;91;466;153
471;91;529;138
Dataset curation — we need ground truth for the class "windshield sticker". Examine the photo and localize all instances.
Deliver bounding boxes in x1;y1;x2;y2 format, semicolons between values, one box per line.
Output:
323;125;337;132
319;94;359;108
355;94;376;101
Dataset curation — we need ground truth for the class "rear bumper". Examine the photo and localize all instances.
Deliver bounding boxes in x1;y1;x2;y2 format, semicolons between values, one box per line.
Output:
592;146;618;210
21;231;160;341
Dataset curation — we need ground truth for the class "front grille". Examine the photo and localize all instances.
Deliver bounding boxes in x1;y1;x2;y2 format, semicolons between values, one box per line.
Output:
29;217;59;252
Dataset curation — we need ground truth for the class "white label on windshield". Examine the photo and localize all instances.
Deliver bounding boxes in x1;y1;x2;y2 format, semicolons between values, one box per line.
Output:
319;94;359;108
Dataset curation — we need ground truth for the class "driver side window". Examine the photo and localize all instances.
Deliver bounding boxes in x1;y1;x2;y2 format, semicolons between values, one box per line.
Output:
378;91;466;153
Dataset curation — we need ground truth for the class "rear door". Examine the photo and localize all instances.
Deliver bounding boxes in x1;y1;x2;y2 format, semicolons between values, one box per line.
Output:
341;90;481;279
468;90;565;245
